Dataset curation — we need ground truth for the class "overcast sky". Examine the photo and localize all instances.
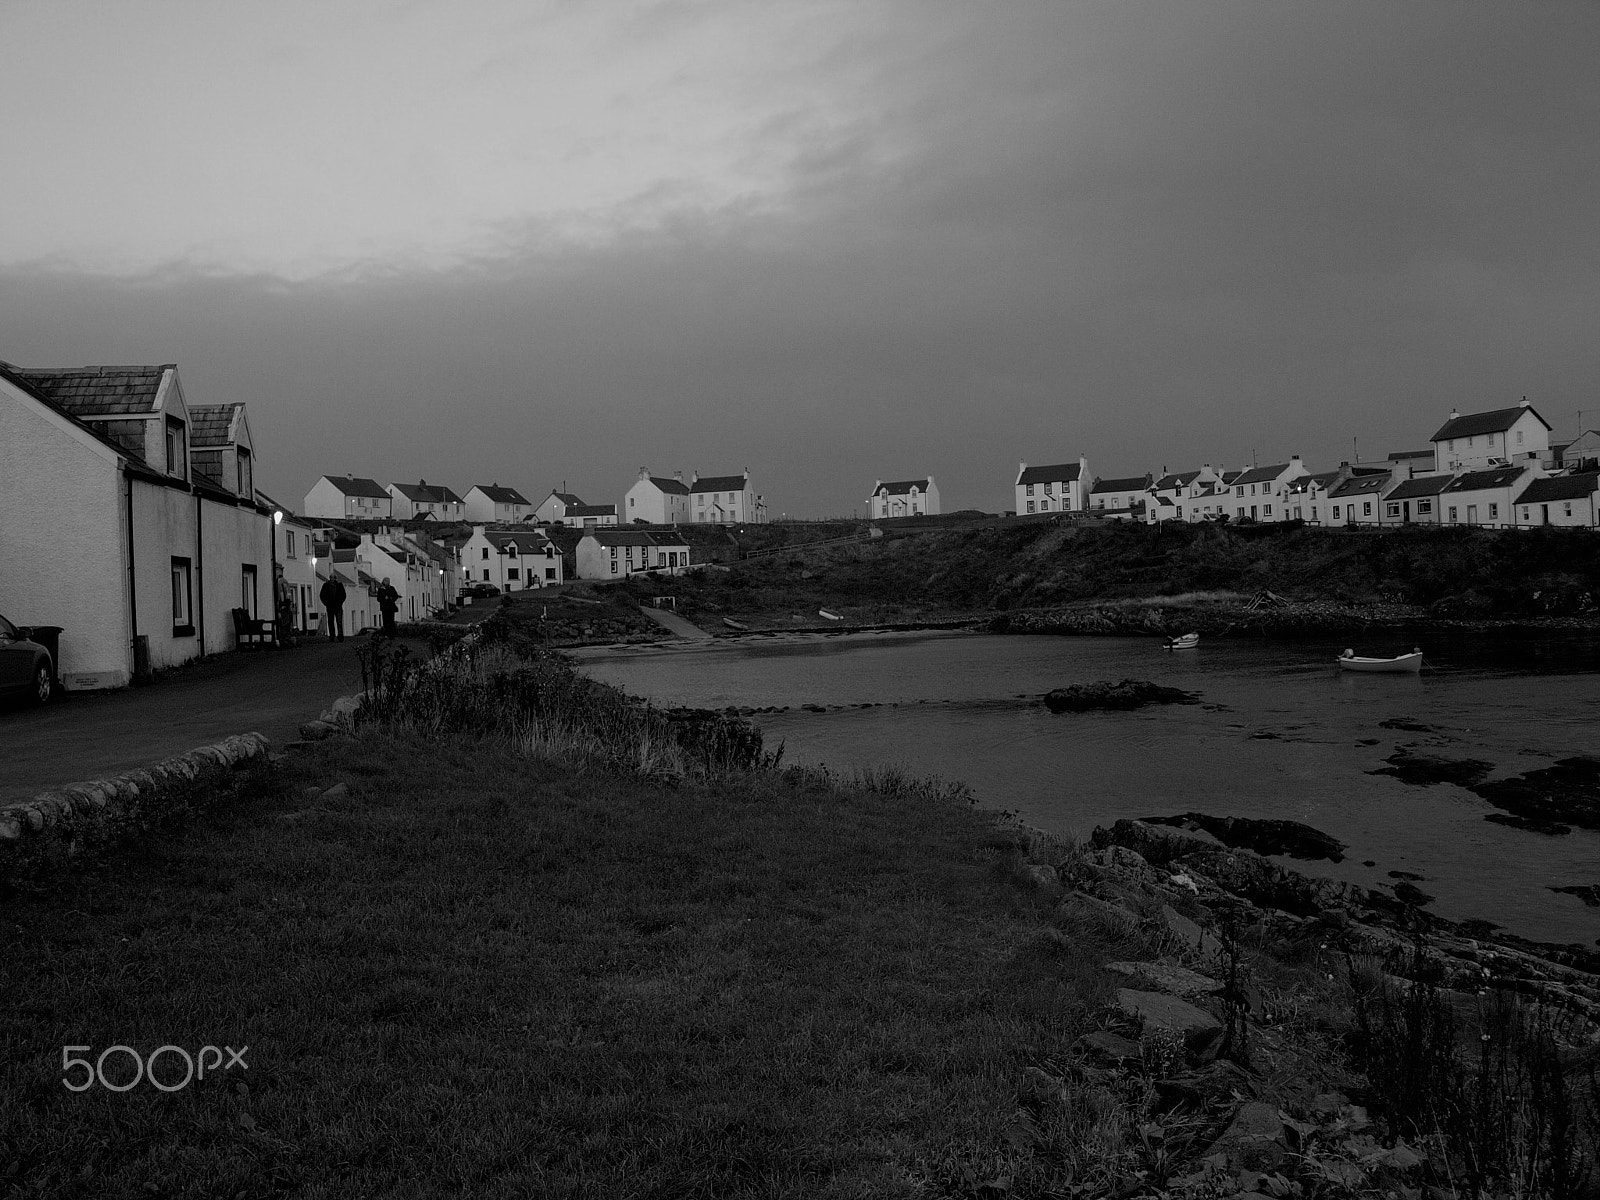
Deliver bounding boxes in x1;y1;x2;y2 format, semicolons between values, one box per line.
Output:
3;1;1597;516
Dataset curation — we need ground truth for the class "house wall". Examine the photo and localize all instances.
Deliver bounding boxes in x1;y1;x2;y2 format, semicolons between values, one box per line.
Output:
624;481;688;525
130;479;203;672
197;497;273;653
277;519;320;632
1515;494;1600;528
1435;411;1549;472
1441;488;1518;528
0;382;132;689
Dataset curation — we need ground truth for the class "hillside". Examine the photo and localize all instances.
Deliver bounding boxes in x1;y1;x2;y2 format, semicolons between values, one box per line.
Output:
620;519;1600;630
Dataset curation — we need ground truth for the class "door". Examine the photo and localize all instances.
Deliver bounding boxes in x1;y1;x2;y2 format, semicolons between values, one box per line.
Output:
1467;505;1478;524
241;566;258;617
1402;501;1411;522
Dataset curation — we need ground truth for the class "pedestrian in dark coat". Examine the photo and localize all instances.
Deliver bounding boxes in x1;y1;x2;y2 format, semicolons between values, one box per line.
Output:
318;575;347;642
377;580;400;637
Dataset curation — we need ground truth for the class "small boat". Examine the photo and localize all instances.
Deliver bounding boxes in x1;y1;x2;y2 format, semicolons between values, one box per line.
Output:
818;609;844;621
722;617;750;631
1337;648;1423;673
1163;632;1200;650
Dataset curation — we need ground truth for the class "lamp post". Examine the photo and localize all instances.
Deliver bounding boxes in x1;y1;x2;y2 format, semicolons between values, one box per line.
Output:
271;509;284;644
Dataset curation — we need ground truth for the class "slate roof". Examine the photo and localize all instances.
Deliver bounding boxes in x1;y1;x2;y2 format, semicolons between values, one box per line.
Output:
1382;475;1455;500
1091;474;1152;493
1153;470;1201;491
567;504;616;517
585;530;689;547
1431;405;1550;442
187;403;242;448
322;474;389;499
1444;467;1528;493
644;476;689;495
391;480;463;504
488;532;554;554
1231;463;1299;486
691;473;747;493
1220;470;1244;484
8;364;172;417
472;484;532;505
1329;473;1392;499
874;478;932;495
1514;473;1600;504
1387;449;1435;462
1287;471;1341;493
1017;463;1082;485
546;491;584;506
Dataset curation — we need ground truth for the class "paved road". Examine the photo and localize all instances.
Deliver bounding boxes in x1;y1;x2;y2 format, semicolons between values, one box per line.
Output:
0;636;427;807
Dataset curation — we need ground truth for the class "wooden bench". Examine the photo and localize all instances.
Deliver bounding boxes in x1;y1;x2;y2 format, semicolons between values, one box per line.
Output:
231;607;277;649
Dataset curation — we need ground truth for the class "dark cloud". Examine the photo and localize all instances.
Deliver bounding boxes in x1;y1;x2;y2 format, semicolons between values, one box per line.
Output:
4;3;1597;513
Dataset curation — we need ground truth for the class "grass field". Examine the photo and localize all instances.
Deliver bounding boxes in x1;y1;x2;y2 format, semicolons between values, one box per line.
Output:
0;722;1126;1198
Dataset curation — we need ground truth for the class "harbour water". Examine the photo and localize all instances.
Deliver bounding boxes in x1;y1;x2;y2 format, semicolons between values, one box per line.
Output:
572;628;1600;947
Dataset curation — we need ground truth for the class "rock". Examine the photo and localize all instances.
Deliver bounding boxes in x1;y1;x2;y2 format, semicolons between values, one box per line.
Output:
1472;756;1600;832
1154;1058;1258;1110
1020;863;1061;893
1550;884;1600;908
1043;679;1201;713
320;783;350;802
1203;1100;1287;1169
1161;904;1226;965
1090;845;1157;880
1369;751;1494;789
1116;988;1223;1051
1105;960;1222;999
1091;818;1219;866
298;720;337;741
1392;881;1435;906
1056;894;1140;938
1144;814;1346;863
1077;1030;1142;1063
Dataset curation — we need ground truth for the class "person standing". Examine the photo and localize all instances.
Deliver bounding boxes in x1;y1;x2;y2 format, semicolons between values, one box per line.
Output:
274;563;296;646
319;574;347;642
377;579;400;637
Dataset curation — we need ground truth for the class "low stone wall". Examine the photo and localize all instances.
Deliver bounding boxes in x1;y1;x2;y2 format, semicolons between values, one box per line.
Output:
0;732;270;866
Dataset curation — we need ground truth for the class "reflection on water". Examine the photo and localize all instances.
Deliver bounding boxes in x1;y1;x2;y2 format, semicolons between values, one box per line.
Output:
573;629;1600;946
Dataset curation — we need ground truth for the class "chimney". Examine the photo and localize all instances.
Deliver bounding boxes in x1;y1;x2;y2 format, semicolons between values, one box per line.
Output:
1520;396;1531;408
1291;453;1301;463
691;471;699;484
673;470;683;482
1450;409;1459;420
639;467;648;481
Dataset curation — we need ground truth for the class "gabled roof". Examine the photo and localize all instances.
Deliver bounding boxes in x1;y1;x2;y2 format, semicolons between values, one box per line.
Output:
1431;405;1551;442
875;478;932;495
391;480;463;504
1017;462;1082;485
641;475;689;495
1382;475;1455;500
1231;462;1300;486
1288;470;1341;492
1514;472;1600;505
1091;474;1151;493
566;504;616;517
584;530;689;547
322;474;389;499
487;532;553;554
187;402;244;448
1444;467;1528;493
8;364;172;417
1153;470;1201;490
691;473;748;493
1220;470;1244;484
545;490;584;506
1329;473;1391;499
472;484;532;505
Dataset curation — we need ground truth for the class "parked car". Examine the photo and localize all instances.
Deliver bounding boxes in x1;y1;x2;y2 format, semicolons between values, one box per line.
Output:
0;613;53;705
459;583;502;600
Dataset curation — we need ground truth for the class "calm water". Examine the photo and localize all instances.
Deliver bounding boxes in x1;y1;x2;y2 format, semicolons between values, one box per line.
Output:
572;629;1600;946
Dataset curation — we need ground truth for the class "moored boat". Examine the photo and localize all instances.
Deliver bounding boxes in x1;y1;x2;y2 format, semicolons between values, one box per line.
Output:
1337;648;1423;673
1163;632;1200;650
818;609;844;621
722;617;750;631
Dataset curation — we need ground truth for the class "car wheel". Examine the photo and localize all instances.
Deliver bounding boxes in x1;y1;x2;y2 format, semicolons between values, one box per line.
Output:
33;662;53;705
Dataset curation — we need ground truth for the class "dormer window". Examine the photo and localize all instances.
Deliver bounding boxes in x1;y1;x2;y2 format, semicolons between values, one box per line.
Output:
165;418;188;480
236;447;253;498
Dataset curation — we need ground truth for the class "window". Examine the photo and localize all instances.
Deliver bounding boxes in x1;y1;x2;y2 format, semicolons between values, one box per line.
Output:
236;447;253;498
165;418;188;479
241;565;258;617
1517;430;1524;445
1418;500;1432;515
610;562;617;574
546;567;557;580
1294;507;1302;519
1564;502;1573;517
1263;504;1272;516
1026;484;1035;496
610;546;617;558
1363;502;1372;516
482;569;491;581
171;558;194;635
1333;506;1341;519
1387;503;1400;518
1522;507;1531;521
1311;506;1318;520
1488;503;1499;519
481;548;489;560
1448;506;1458;522
1044;483;1053;496
1026;501;1035;513
1448;439;1455;451
286;531;297;558
507;568;519;580
1237;507;1245;517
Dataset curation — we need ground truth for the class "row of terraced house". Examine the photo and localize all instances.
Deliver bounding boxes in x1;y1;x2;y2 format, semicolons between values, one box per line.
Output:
1006;402;1600;531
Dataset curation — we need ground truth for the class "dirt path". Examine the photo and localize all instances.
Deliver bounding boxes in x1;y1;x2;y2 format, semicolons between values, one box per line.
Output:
0;636;427;807
638;607;714;639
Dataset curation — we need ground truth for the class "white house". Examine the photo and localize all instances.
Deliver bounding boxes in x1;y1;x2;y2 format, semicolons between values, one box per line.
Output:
354;531;450;622
387;480;465;521
189;403;256;500
1440;466;1539;529
1558;431;1600;471
461;526;565;591
562;504;619;528
535;490;585;524
690;471;757;524
1430;401;1552;473
1513;473;1600;529
1224;458;1310;522
0;360;275;689
1379;475;1454;526
869;477;940;519
1322;473;1393;528
1146;467;1219;524
263;499;323;634
304;474;392;520
1015;457;1090;515
1380;449;1436;479
1089;474;1152;520
624;470;691;525
576;530;693;579
463;483;535;524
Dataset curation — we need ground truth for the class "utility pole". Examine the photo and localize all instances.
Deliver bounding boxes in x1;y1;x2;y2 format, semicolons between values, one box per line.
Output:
1353;436;1359;464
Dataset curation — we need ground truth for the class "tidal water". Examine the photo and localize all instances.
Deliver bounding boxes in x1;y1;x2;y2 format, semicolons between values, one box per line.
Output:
571;629;1600;947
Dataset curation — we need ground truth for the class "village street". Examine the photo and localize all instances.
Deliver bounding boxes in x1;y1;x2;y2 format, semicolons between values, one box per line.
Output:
0;636;428;809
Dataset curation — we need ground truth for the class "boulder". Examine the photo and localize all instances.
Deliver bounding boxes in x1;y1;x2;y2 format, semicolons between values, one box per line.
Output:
1043;679;1200;713
1077;1030;1142;1063
1116;988;1223;1051
1056;894;1140;938
298;719;337;741
1154;1057;1258;1110
1091;818;1219;866
1201;1101;1287;1169
1144;813;1346;863
1105;960;1222;999
1020;863;1061;893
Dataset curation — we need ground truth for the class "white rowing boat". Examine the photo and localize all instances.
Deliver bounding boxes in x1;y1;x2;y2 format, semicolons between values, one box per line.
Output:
1163;632;1199;650
1337;648;1423;673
